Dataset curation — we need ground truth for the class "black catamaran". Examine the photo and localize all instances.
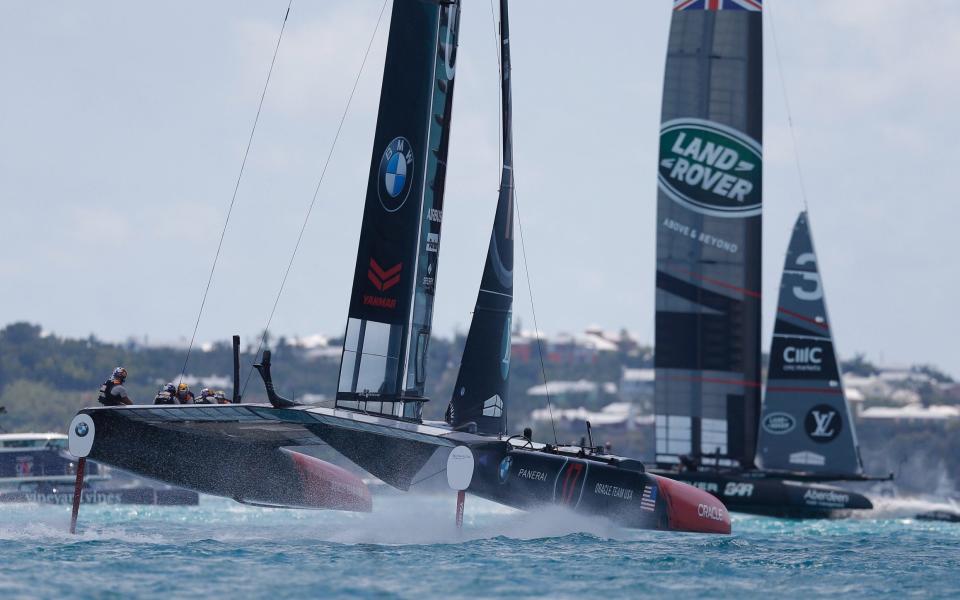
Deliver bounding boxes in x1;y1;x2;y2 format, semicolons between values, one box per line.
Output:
650;0;882;517
69;0;730;534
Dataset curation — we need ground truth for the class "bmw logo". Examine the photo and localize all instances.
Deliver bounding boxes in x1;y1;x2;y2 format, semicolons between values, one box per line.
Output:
498;456;512;484
75;422;89;437
377;136;415;212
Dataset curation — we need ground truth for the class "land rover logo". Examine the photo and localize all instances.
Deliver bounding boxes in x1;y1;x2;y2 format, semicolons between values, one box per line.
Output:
377;136;415;212
658;118;762;218
762;412;796;435
805;404;842;443
74;422;89;437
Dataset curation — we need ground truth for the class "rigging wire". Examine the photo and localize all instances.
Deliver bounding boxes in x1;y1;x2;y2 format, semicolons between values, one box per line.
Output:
767;0;810;213
240;0;390;397
178;0;293;387
513;181;559;446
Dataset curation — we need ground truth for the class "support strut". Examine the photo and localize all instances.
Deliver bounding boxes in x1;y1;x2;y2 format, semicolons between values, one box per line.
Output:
455;490;465;528
69;457;86;534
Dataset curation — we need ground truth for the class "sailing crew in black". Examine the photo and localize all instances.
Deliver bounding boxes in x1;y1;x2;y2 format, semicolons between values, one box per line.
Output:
196;388;215;404
98;367;133;406
154;383;177;405
175;383;195;404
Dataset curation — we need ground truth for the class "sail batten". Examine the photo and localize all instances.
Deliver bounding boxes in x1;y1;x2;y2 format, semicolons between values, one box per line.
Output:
654;4;763;469
757;212;863;476
446;0;514;436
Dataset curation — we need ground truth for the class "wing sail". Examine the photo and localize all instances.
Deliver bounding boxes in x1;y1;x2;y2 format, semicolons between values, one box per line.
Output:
446;0;514;436
337;0;461;420
654;7;764;469
757;212;863;476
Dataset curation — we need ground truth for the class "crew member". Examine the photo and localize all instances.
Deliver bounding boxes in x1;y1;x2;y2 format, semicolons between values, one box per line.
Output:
196;388;215;404
154;383;177;405
98;367;133;406
175;383;195;404
214;390;230;405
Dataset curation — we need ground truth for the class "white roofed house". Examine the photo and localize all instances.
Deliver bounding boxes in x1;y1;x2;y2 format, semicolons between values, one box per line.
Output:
530;402;654;432
859;404;960;422
526;379;616;407
620;368;655;413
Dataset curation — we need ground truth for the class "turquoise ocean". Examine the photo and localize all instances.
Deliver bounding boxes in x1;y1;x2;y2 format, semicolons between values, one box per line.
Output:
1;494;958;599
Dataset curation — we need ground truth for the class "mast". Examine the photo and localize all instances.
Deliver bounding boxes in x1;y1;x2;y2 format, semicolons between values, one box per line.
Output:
336;0;461;420
757;212;863;476
446;0;514;435
653;0;763;469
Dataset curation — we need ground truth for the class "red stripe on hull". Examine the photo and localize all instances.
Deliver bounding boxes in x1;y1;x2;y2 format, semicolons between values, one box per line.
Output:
284;449;372;512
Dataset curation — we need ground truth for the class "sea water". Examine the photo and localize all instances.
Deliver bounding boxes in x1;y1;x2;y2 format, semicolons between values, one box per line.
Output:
1;494;958;599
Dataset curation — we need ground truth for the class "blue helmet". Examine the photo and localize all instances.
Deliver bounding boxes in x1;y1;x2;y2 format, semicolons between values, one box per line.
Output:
112;367;128;382
164;383;176;394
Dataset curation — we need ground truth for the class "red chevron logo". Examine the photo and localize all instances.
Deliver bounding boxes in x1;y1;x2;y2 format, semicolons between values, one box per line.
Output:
367;259;402;292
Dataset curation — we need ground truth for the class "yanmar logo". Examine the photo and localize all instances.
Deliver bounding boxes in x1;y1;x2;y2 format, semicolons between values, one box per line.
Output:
367;259;401;292
363;259;401;310
658;118;762;218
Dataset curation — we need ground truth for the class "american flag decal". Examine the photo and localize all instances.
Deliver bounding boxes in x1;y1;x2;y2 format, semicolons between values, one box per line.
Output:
640;484;658;512
674;0;762;11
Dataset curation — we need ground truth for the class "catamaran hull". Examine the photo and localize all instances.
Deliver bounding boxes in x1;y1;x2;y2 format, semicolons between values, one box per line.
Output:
468;447;730;534
69;405;730;531
68;411;371;512
652;469;872;519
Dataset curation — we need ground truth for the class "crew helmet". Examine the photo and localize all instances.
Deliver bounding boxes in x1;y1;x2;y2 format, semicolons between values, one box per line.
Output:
164;382;176;394
112;367;128;382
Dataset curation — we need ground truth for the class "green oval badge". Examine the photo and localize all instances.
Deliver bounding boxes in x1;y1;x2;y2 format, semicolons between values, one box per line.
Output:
658;118;762;217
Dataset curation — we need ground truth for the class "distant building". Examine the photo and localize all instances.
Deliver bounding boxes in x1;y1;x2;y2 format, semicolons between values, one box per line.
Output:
289;334;343;361
526;379;617;407
843;372;922;406
859;404;960;422
530;401;654;431
510;327;640;366
619;368;655;411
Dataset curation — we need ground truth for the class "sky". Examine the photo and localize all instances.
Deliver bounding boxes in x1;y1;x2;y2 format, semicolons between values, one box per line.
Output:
0;1;957;375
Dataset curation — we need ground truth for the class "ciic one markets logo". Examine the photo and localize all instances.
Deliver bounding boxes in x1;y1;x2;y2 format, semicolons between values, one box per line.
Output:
74;421;89;437
761;412;796;435
377;136;415;212
804;404;842;443
658;118;762;218
498;456;513;484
